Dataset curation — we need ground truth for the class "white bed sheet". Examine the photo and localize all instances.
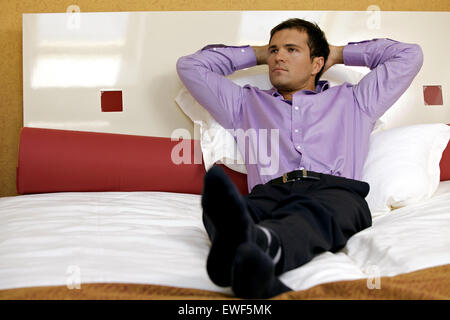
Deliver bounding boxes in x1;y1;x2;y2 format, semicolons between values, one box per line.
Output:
0;181;449;293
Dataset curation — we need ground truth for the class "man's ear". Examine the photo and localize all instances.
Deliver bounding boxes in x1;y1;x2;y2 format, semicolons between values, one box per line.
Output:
311;56;325;76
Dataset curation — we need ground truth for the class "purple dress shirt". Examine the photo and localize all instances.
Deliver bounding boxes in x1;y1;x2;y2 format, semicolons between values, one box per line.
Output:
177;39;423;192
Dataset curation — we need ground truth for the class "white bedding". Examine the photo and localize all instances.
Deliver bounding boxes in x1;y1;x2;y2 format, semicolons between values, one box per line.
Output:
0;181;449;294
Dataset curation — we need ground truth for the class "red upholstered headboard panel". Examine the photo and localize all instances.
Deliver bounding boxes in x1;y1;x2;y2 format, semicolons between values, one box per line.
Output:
16;127;248;195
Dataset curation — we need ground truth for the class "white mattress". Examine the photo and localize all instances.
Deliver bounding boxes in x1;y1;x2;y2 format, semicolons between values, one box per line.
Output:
1;181;449;293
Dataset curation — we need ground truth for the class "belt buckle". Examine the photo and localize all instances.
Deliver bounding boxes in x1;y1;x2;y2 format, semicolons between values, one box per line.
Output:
282;169;312;183
283;169;307;183
303;169;321;181
302;169;307;179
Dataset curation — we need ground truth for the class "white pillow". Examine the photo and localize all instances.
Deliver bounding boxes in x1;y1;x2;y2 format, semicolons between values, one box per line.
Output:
362;123;450;217
175;87;247;173
175;65;372;174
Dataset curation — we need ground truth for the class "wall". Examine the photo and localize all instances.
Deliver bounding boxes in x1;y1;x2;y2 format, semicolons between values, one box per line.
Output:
1;0;449;197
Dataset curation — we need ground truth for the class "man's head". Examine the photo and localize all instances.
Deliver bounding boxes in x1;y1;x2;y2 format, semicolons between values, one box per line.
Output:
267;18;329;95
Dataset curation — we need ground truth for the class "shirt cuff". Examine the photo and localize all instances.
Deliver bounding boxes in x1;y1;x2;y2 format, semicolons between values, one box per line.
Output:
201;44;257;70
343;40;371;67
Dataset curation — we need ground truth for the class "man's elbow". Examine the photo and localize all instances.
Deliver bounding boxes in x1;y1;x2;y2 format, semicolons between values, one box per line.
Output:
176;55;203;83
176;56;189;77
176;55;196;86
408;43;424;74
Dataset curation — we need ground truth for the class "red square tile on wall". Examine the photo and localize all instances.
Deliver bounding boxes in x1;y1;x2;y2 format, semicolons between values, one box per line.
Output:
423;85;443;106
101;90;123;112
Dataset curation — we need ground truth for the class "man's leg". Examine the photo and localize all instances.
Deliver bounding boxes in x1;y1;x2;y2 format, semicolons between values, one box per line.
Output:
201;165;253;287
201;166;291;297
202;167;371;298
230;173;371;297
243;174;372;274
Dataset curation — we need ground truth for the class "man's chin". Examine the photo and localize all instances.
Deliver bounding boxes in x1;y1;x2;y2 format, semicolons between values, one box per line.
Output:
271;83;293;92
270;77;290;90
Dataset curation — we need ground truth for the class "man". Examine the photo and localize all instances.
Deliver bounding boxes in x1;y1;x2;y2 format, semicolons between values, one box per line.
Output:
176;18;423;298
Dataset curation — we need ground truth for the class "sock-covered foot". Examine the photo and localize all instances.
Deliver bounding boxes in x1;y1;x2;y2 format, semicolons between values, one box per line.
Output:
201;165;253;287
231;242;292;299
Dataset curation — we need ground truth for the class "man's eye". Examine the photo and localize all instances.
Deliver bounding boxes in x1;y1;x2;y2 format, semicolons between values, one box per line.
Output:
270;49;278;54
288;48;296;52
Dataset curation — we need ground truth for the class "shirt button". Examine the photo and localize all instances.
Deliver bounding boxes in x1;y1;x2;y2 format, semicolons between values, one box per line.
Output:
213;48;217;51
296;145;301;150
241;49;245;52
294;106;299;110
294;129;299;133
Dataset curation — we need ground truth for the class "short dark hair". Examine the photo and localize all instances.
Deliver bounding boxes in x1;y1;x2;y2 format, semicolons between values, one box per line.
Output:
270;18;330;86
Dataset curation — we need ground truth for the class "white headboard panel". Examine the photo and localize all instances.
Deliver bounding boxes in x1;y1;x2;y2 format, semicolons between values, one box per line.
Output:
23;11;450;138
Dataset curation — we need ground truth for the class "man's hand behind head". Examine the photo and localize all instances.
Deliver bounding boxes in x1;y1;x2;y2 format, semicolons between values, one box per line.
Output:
252;45;270;65
323;45;344;74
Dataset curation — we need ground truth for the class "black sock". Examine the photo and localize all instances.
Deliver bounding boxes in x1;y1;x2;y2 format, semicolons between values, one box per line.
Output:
231;242;291;299
202;165;288;295
254;225;283;274
201;165;253;287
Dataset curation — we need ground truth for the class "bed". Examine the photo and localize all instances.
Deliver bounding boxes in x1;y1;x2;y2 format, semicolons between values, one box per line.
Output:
0;124;449;300
0;184;449;300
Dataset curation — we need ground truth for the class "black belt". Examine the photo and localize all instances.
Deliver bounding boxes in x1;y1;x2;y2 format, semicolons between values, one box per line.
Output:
268;169;321;185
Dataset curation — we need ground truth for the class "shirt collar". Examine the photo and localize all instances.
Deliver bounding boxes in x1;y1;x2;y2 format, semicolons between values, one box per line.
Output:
270;80;330;98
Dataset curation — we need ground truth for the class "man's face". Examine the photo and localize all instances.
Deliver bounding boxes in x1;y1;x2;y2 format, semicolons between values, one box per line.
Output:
267;28;320;93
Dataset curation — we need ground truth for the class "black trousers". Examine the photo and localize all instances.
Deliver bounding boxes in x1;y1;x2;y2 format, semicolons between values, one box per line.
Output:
204;172;372;274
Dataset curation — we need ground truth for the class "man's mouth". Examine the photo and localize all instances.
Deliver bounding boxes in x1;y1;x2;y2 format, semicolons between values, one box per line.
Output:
272;67;287;72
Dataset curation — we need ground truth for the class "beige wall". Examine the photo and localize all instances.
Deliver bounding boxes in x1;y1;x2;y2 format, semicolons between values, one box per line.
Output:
1;1;449;197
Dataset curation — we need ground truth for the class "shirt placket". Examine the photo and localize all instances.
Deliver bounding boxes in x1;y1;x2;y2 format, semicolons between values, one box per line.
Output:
291;97;306;170
292;98;303;150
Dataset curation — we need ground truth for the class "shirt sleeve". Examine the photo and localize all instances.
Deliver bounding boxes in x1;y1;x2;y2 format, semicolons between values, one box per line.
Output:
176;45;257;129
343;38;423;120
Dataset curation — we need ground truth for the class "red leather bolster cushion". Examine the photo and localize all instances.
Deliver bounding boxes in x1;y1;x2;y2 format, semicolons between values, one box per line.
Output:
440;124;450;181
16;127;249;195
15;126;450;195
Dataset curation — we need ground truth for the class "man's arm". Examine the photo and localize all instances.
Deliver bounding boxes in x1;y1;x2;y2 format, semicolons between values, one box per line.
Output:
326;39;423;120
323;45;344;73
251;45;269;65
176;46;257;129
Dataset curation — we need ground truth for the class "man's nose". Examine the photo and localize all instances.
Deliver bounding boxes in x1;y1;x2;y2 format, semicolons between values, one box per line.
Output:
274;49;286;62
